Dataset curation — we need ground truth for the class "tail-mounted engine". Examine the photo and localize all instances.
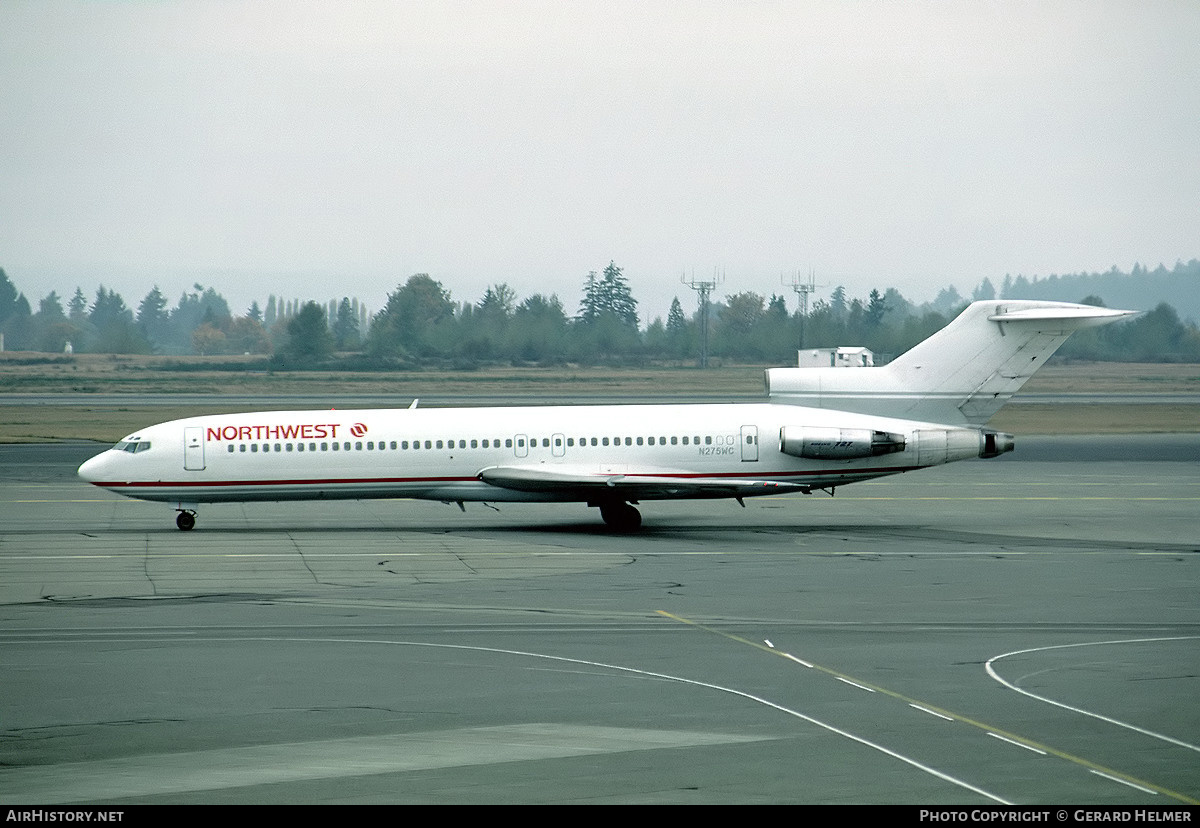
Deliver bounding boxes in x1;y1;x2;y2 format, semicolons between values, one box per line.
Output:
780;426;906;460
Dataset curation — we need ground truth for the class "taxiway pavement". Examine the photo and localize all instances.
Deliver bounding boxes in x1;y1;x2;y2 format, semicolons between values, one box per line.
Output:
1;437;1197;804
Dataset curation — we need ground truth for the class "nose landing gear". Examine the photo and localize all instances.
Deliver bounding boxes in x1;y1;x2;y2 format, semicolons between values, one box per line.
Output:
175;510;196;531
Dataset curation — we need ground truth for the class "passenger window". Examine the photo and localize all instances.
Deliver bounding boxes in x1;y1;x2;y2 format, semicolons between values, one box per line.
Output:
602;437;609;446
239;444;246;452
637;437;644;446
705;436;712;445
251;444;258;453
542;438;550;448
355;442;363;450
275;443;281;452
624;437;632;446
322;442;329;451
286;443;293;452
227;445;235;453
591;437;598;446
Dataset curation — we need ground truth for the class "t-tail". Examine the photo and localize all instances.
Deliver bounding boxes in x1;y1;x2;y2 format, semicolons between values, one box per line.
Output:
765;300;1138;426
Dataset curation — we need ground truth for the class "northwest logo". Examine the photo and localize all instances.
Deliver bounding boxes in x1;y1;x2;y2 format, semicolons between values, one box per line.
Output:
350;423;368;438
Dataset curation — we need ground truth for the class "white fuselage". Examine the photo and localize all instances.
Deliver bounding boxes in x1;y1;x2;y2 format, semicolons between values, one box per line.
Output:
75;301;1132;530
77;401;990;508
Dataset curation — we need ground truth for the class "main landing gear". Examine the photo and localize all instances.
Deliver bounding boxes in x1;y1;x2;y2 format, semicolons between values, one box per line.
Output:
175;510;196;531
597;501;642;532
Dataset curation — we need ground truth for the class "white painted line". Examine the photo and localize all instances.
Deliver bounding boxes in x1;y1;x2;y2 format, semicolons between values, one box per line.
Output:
909;704;954;722
782;653;813;668
835;676;876;693
986;637;1200;754
175;634;1015;805
1089;769;1159;795
987;732;1047;755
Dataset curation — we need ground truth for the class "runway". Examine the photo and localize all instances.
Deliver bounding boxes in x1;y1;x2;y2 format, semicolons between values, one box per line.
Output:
1;438;1197;804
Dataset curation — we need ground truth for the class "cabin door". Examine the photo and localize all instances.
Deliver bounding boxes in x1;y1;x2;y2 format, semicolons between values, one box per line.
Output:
740;425;759;461
514;434;529;458
184;427;206;471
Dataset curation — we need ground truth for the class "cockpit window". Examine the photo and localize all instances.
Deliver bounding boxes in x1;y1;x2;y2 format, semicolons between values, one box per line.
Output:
112;440;151;453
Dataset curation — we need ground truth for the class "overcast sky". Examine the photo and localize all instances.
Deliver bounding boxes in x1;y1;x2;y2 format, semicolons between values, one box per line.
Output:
2;0;1197;321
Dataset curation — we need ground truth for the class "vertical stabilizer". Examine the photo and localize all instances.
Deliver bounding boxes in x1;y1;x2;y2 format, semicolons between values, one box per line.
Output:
766;300;1137;425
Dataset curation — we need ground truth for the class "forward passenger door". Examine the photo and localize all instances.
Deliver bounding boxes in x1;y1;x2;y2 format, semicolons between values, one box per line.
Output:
184;427;206;471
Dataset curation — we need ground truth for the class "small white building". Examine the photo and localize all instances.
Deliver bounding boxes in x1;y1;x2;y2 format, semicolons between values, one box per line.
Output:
798;346;874;368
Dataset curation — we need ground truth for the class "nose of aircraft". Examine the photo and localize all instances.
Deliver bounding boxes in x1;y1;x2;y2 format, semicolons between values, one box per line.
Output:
77;452;108;484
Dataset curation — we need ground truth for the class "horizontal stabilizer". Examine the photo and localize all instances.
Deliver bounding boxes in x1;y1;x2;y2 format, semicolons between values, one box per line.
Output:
766;300;1137;425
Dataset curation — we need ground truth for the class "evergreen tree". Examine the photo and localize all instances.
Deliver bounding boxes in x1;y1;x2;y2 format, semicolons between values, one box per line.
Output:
973;277;996;301
0;268;18;327
282;301;334;362
597;261;638;328
136;286;171;350
666;296;686;334
866;289;887;328
333;297;360;350
511;293;568;363
577;261;638;336
68;288;88;321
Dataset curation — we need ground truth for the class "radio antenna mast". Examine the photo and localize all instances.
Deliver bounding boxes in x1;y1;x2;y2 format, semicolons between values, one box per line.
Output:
682;268;724;368
784;269;823;350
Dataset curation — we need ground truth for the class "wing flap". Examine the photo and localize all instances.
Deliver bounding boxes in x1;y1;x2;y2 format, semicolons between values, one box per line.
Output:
477;465;806;500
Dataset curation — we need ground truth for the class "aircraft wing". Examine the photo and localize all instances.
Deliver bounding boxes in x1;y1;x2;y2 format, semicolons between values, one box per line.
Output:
477;465;807;500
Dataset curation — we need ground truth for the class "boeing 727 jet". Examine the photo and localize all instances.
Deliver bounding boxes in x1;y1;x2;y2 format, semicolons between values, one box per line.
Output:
77;300;1135;531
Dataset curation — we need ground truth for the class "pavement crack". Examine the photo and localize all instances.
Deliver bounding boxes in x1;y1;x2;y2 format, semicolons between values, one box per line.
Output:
143;534;158;596
288;532;321;584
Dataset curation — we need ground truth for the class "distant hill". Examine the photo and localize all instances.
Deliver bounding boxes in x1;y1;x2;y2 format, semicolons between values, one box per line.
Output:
997;259;1200;322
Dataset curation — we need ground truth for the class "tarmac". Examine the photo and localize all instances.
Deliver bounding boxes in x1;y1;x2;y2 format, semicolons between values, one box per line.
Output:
0;436;1197;804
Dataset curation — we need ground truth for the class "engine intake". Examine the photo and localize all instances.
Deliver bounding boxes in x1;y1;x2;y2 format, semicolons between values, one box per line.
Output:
780;426;906;460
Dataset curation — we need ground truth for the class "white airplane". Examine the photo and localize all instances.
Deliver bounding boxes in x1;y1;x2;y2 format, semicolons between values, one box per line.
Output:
78;300;1134;531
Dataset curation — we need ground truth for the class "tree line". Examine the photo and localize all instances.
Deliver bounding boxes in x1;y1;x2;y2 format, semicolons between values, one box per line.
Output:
2;261;1198;367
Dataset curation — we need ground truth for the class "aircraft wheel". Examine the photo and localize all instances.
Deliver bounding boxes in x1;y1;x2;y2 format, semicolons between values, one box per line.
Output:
176;511;196;531
599;502;642;532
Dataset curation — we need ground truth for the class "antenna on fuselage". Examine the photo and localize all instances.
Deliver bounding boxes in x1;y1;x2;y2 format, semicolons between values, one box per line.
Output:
409;399;419;409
